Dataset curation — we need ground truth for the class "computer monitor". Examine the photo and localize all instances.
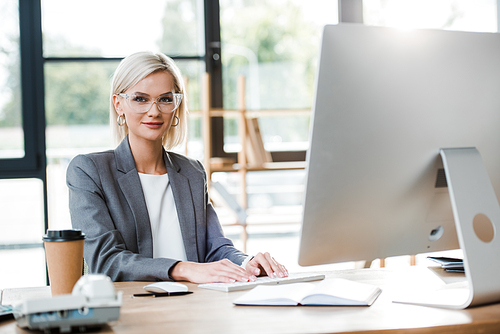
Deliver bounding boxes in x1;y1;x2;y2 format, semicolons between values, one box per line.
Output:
298;24;500;307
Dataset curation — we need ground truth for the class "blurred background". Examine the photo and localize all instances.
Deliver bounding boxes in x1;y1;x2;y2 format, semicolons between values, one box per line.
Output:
0;0;497;288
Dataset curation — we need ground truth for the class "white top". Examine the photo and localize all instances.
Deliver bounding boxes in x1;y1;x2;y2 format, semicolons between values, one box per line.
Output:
138;173;187;261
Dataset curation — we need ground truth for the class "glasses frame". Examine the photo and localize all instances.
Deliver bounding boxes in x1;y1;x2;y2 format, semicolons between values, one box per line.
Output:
118;92;183;114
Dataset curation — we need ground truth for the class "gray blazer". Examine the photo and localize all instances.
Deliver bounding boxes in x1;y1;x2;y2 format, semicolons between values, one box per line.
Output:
67;137;246;281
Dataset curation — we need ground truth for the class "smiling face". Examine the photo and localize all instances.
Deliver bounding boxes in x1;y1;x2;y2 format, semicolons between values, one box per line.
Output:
113;71;177;146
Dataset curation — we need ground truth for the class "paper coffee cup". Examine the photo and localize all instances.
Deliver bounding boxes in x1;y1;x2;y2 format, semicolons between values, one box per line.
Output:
43;229;85;296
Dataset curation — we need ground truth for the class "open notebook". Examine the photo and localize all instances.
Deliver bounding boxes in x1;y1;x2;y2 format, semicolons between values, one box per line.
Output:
233;278;382;306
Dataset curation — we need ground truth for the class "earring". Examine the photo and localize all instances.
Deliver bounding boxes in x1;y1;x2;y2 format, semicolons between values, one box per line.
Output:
116;114;126;126
171;115;180;127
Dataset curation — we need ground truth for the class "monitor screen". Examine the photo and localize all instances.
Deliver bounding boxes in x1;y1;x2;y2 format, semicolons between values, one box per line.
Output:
299;24;500;266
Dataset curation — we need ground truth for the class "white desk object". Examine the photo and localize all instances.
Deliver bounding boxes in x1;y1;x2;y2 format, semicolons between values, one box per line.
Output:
401;148;500;308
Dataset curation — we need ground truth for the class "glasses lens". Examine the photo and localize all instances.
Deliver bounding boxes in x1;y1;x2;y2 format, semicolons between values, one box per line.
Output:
126;95;151;113
157;93;178;113
126;93;181;113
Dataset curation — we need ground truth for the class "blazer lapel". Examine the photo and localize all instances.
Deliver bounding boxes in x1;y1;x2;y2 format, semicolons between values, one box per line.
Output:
164;151;200;262
115;137;153;258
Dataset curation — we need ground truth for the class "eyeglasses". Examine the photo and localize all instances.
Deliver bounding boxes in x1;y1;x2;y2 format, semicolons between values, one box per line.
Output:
118;92;182;113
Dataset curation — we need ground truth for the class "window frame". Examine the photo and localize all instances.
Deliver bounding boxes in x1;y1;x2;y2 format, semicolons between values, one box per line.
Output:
0;0;46;179
0;0;48;240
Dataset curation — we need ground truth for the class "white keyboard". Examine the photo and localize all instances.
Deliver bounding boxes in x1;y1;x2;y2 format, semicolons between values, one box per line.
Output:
198;272;325;292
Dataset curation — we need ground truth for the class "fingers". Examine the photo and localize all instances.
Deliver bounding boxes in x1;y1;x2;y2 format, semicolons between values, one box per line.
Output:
248;252;288;279
171;259;257;284
216;259;257;283
171;255;287;284
245;261;261;277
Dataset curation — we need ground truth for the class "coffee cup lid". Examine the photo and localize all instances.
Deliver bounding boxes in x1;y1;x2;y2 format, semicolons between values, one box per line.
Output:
43;229;85;242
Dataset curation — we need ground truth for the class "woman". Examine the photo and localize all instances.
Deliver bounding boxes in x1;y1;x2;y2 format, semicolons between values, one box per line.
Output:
67;51;288;283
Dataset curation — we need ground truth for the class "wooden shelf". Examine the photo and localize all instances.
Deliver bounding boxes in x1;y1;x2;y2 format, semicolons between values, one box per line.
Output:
201;73;309;252
207;108;311;117
210;161;306;173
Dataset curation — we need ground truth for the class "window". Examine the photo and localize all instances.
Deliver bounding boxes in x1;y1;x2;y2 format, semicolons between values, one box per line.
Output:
0;0;47;289
42;0;205;58
217;0;338;214
363;0;497;32
0;179;46;288
0;0;23;159
220;0;338;154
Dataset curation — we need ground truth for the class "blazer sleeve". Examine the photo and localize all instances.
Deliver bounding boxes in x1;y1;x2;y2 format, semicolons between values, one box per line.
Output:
67;154;178;282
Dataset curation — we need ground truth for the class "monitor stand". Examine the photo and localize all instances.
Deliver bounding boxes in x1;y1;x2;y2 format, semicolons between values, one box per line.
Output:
395;147;500;309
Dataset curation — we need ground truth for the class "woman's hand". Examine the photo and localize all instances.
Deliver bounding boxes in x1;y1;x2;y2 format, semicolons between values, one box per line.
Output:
244;252;288;278
170;259;257;284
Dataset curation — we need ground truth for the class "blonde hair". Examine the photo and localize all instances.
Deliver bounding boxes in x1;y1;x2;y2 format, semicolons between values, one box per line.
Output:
110;51;188;149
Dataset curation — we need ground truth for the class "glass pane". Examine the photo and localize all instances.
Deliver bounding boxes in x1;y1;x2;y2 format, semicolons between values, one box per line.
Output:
0;249;46;289
45;62;117;229
363;0;497;32
45;62;117;129
220;0;338;151
0;179;45;288
42;0;205;58
0;0;24;159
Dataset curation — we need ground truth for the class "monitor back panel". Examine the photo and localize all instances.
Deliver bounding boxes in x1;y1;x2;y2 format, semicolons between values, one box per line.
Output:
299;24;500;266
